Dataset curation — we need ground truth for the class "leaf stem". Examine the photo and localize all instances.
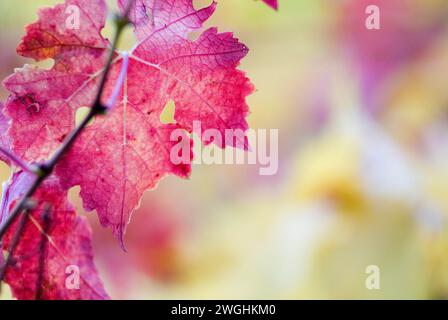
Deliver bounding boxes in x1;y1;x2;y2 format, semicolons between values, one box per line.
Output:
0;146;35;173
106;51;129;110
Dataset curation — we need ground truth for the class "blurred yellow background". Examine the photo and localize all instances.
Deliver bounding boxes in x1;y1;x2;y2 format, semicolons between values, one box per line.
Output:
2;0;448;299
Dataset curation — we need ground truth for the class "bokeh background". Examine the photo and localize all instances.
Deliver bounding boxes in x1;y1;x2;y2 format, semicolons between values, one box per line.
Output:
2;0;448;299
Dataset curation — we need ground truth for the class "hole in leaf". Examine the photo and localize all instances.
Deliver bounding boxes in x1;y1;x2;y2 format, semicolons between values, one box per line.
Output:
116;27;136;51
101;15;115;42
160;100;176;124
35;59;55;70
188;30;202;42
101;9;135;51
68;186;85;214
0;161;11;189
76;107;94;127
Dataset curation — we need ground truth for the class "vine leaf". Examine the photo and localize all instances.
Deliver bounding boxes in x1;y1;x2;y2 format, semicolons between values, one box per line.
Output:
0;171;109;300
0;103;11;165
4;0;254;246
3;0;110;162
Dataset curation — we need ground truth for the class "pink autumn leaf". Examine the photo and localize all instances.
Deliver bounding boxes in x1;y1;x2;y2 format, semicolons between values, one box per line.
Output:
3;0;110;162
4;0;254;246
0;171;109;300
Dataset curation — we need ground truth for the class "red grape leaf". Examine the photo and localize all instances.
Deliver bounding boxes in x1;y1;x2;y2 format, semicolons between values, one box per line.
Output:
0;103;11;165
4;0;253;246
262;0;278;10
3;0;110;162
0;171;109;300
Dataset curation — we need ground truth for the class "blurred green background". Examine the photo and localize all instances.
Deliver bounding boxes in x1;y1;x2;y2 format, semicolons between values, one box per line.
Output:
2;0;448;299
